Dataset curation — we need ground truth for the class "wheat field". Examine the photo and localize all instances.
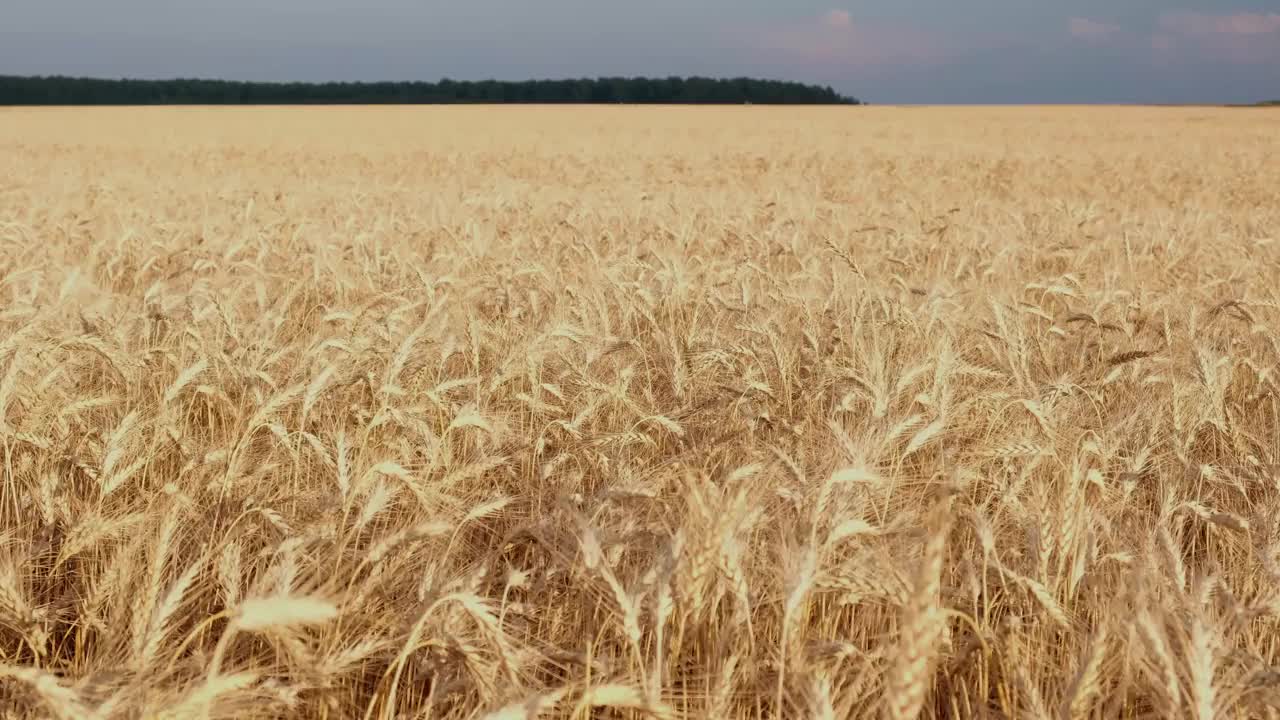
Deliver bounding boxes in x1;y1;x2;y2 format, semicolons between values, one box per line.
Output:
1;105;1279;718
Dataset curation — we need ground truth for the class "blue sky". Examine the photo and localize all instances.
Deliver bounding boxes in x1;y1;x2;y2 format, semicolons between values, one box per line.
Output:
3;1;1278;103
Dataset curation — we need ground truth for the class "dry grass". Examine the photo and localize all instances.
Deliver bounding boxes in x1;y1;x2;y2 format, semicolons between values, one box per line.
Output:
0;105;1279;718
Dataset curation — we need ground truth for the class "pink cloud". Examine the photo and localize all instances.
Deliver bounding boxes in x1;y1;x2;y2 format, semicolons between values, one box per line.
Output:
737;11;948;67
823;9;853;29
1155;11;1280;63
1069;17;1121;42
1159;11;1280;36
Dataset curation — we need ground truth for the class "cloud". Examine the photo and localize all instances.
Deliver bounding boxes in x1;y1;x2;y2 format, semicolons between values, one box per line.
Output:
1069;17;1121;42
736;11;947;68
1069;11;1280;65
1155;11;1280;63
823;9;853;29
1159;11;1280;37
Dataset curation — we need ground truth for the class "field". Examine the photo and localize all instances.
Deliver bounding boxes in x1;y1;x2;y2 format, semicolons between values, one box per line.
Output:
1;105;1279;718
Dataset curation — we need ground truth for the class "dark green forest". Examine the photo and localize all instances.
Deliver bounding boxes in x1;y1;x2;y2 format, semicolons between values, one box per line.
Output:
0;75;859;105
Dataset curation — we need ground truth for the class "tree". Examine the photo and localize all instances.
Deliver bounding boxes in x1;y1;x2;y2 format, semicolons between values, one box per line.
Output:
0;74;861;106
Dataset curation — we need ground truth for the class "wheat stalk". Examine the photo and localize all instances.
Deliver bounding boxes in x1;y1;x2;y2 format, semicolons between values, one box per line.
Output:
884;490;954;720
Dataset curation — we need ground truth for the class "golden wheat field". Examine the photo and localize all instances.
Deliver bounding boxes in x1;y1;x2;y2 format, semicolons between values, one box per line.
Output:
1;104;1279;719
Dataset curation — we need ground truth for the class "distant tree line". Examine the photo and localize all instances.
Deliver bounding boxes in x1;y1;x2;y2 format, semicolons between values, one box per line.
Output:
0;75;860;106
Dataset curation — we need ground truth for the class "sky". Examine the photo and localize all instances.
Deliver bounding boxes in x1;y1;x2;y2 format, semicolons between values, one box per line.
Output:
2;1;1278;104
